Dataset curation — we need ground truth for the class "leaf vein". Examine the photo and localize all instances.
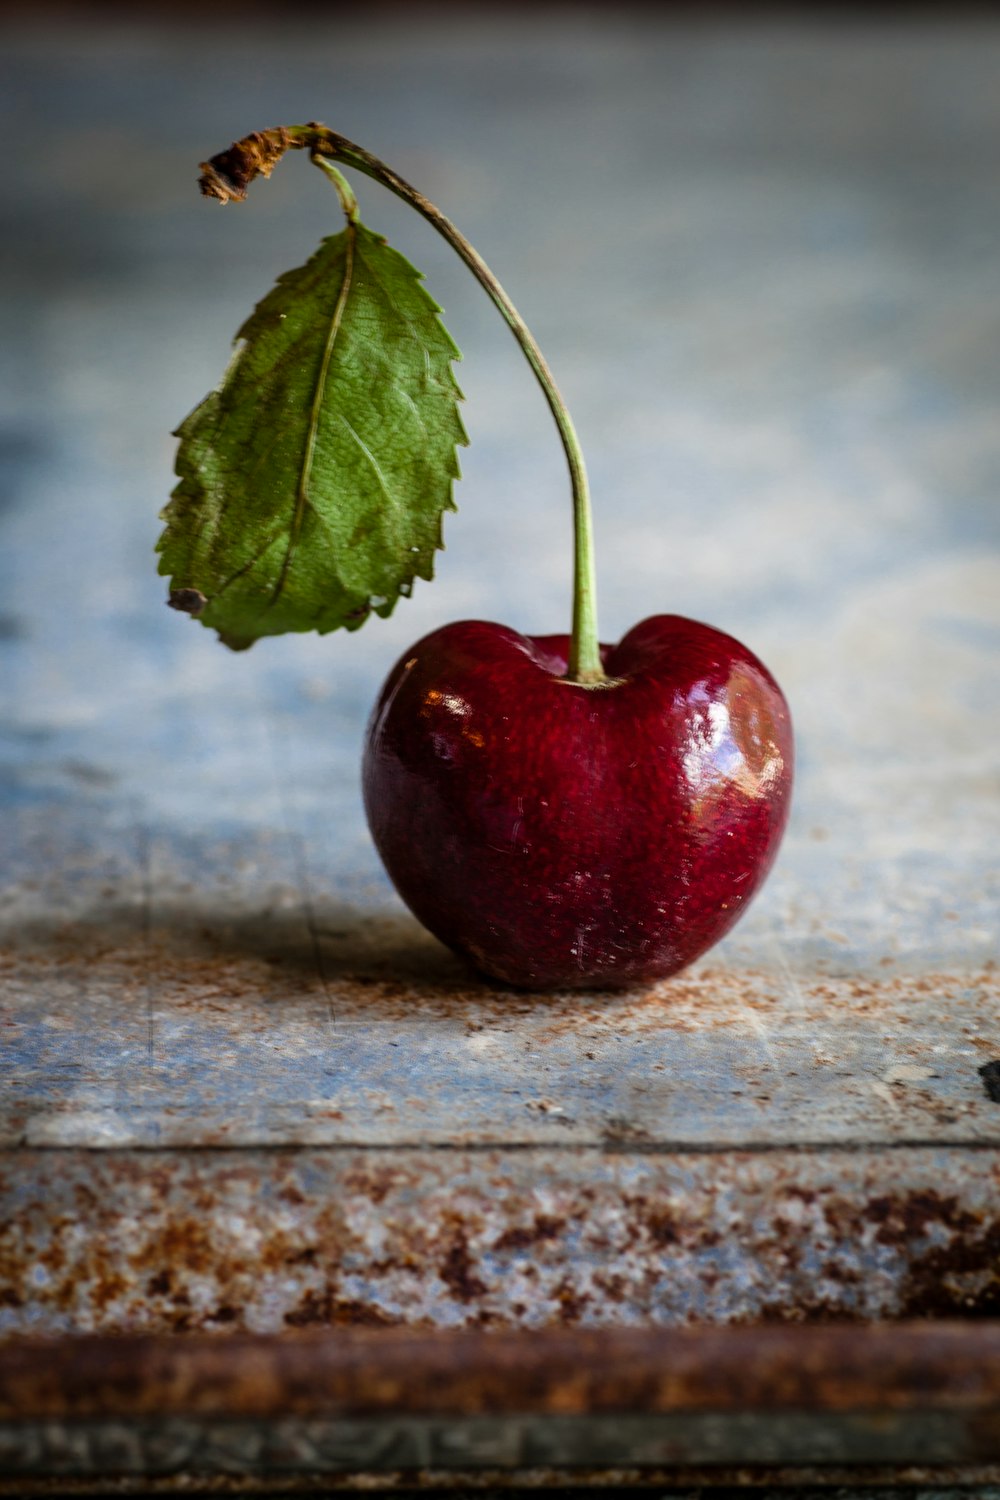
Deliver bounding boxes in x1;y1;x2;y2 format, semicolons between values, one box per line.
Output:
271;221;357;608
160;219;464;647
340;416;403;519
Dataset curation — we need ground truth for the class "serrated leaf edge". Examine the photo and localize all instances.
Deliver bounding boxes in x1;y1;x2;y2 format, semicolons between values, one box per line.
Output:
158;224;468;648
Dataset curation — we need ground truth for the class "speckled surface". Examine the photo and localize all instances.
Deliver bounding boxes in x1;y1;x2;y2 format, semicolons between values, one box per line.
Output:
3;1146;1000;1336
0;11;998;1347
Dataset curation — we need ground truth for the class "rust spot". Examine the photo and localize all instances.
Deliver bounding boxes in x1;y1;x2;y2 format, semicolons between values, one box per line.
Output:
284;1289;400;1328
146;1269;172;1297
208;1304;239;1324
493;1215;564;1252
554;1280;590;1324
88;1265;131;1314
285;1246;318;1266
897;1218;1000;1318
37;1239;66;1276
823;1260;862;1286
979;1060;1000;1103
866;1190;979;1245
592;1272;628;1305
141;1217;222;1277
342;1165;397;1206
643;1208;681;1248
620;1193;720;1256
755;1298;863;1326
439;1232;487;1302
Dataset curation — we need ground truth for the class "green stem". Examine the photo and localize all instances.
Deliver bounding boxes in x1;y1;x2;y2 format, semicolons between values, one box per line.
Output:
312;155;359;223
200;123;605;684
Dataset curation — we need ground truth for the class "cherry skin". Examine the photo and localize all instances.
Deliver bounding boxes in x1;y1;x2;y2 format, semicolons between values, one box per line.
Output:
363;615;793;989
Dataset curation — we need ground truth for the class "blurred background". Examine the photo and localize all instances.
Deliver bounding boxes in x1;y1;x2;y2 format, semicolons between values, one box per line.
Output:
1;4;998;973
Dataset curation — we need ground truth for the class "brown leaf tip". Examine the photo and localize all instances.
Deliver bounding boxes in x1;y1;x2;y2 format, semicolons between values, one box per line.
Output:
168;588;208;616
199;128;292;203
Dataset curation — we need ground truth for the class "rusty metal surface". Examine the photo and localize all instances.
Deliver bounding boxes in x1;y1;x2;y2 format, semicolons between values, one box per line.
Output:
1;1147;998;1334
0;1411;996;1480
0;1324;997;1480
4;1324;1000;1418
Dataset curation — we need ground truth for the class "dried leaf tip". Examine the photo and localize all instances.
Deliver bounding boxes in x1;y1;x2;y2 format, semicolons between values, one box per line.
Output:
168;588;208;616
199;127;294;203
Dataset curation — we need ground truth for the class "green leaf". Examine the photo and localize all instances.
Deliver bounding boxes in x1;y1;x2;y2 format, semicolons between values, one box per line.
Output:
158;221;467;649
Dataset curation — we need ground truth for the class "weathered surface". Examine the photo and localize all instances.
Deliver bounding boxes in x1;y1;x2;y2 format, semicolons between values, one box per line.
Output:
0;1411;995;1480
1;1146;998;1334
0;1325;998;1481
1;845;997;1151
1;9;999;1487
5;1324;1000;1418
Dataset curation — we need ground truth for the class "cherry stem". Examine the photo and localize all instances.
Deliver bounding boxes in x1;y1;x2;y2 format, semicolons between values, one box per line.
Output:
312;155;359;224
200;123;605;685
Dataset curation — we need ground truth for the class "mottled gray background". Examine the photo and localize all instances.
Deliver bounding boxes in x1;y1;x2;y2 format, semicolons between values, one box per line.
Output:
1;23;1000;1462
2;11;997;977
1;11;1000;1128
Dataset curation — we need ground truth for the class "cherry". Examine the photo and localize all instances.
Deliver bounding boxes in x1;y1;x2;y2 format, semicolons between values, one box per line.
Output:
364;615;792;989
173;124;795;988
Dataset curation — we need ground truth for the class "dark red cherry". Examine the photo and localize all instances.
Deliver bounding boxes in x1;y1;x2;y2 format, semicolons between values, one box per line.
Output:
363;615;793;989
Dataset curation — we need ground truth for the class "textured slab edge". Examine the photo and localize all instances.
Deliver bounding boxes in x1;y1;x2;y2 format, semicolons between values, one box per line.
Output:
1;1147;998;1334
2;1323;1000;1421
2;1468;1000;1497
0;1408;999;1479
